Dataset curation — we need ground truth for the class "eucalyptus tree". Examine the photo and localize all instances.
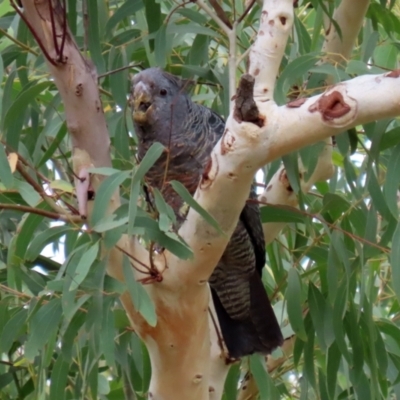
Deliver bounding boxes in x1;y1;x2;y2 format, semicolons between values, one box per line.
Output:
0;1;400;399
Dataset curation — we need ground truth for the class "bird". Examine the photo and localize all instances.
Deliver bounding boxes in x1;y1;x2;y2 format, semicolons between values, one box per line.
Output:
130;68;283;358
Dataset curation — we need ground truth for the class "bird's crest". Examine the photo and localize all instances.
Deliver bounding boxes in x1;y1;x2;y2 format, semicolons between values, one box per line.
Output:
161;70;194;94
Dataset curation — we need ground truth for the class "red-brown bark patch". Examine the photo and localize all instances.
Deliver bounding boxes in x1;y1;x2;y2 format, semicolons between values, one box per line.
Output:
200;155;218;189
221;130;235;154
261;10;268;22
75;83;83;96
385;69;400;78
309;90;351;121
287;98;306;108
279;169;293;192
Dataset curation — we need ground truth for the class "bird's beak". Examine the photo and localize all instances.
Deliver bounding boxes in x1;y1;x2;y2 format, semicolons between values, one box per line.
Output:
130;81;152;125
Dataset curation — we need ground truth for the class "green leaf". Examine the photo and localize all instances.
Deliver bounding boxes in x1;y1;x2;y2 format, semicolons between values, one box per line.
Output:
285;268;306;341
105;0;144;36
87;167;123;176
69;241;99;291
384;143;400;218
26;225;71;262
391;222;400;304
91;170;130;226
9;202;52;268
153;188;176;231
0;309;27;354
155;24;168;68
380;127;400;151
127;181;141;237
133;142;165;185
223;363;240;400
170;180;225;235
128;142;165;236
122;255;157;327
189;34;209;66
14;180;41;207
109;47;129;107
250;354;280;400
308;283;326;350
0;144;13;188
87;0;105;73
49;355;69;400
4;81;52;149
260;204;306;223
282;152;300;193
145;0;161;51
275;54;318;104
303;316;316;389
92;214;128;233
326;341;341;399
38;122;68;167
25;298;62;361
101;299;116;370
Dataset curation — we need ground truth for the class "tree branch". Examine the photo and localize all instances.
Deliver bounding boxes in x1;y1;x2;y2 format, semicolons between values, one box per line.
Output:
196;0;231;36
269;72;400;161
0;203;82;223
322;0;370;66
20;0;112;171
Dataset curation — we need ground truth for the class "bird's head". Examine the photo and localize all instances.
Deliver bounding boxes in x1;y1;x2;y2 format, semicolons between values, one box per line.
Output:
130;68;191;127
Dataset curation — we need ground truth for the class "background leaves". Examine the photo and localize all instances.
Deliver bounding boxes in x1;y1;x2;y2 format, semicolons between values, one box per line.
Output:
0;0;399;399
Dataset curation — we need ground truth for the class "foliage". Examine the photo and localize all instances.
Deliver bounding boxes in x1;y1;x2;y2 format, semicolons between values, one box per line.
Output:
0;0;400;399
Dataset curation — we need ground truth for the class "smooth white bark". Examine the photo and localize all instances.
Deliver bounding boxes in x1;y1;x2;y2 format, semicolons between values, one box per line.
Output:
322;0;370;65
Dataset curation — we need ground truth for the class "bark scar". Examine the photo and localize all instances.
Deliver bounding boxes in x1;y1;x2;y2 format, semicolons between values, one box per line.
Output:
233;74;264;127
287;98;306;108
385;69;400;78
200;154;219;189
309;90;351;121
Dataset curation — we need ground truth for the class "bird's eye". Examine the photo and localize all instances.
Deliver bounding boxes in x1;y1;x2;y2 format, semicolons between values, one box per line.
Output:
160;89;167;96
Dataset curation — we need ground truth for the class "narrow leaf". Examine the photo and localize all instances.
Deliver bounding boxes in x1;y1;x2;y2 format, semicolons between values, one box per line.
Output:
69;241;99;291
122;255;157;327
0;145;13;188
25;299;62;361
170;180;224;235
285;268;306;341
91;170;130;226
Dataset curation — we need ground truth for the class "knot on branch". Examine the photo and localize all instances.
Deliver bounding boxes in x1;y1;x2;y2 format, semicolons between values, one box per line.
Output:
233;74;263;127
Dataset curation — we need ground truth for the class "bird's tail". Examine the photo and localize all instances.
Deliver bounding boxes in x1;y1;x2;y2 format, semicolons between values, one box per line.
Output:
211;272;283;359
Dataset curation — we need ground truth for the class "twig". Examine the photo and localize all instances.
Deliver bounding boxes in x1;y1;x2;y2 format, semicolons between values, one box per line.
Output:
165;1;193;25
251;200;390;254
208;0;232;29
115;244;151;274
16;161;47;196
236;42;253;67
237;0;256;24
0;203;83;222
195;0;231;36
49;0;60;55
16;161;78;216
58;0;67;61
208;307;226;356
11;0;58;66
0;28;39;55
228;23;238;107
97;63;142;80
